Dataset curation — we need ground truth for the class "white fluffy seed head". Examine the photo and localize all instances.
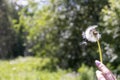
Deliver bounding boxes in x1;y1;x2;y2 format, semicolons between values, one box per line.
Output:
83;25;101;42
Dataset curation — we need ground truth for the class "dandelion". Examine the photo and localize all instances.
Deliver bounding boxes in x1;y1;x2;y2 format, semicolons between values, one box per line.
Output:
83;25;103;63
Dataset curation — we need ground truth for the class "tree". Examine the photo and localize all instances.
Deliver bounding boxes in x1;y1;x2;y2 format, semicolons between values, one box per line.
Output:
16;0;109;70
0;0;16;58
100;0;120;68
50;0;108;69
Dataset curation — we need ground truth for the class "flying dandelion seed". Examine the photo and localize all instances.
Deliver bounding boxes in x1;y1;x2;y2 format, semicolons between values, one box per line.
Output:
83;25;103;63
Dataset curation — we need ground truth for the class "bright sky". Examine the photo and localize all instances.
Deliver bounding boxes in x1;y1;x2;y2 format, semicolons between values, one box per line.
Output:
10;0;49;10
16;0;28;6
15;0;49;6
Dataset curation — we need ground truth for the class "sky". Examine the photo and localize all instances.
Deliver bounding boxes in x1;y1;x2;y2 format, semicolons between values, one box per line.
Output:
15;0;49;6
9;0;50;11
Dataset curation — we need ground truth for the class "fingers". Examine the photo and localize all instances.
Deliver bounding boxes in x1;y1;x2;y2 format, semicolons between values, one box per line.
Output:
95;60;116;80
96;70;106;80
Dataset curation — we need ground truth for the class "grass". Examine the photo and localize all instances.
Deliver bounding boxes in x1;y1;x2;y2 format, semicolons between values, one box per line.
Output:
0;57;119;80
0;57;81;80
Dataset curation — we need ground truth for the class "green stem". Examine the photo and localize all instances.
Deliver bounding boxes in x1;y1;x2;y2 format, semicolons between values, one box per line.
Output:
97;40;103;63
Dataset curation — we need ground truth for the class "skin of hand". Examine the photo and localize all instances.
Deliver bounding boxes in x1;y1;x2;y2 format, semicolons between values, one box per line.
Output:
95;60;117;80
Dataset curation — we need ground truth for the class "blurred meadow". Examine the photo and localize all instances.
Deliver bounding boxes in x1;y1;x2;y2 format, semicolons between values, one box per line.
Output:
0;0;120;80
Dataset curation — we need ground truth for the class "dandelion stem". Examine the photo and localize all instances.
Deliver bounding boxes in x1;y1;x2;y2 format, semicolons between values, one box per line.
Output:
97;40;102;63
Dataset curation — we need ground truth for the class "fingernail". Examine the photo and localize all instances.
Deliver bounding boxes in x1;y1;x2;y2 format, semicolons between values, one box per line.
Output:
95;60;101;66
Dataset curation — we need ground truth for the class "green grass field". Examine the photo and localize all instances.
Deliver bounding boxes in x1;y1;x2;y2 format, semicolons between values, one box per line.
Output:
0;57;119;80
0;57;82;80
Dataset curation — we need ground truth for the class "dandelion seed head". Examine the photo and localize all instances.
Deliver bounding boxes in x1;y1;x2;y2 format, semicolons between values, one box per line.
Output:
83;25;101;42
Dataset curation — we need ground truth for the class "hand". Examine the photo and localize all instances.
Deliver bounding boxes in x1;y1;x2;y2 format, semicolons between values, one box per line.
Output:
95;60;117;80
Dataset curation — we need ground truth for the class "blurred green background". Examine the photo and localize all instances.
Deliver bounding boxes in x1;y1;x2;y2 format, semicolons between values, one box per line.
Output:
0;0;120;80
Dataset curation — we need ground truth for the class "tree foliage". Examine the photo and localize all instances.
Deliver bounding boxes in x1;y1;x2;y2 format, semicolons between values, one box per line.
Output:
14;0;109;69
100;0;120;67
0;0;16;58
